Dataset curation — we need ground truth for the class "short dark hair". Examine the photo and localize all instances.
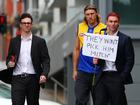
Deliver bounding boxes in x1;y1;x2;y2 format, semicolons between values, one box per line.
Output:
106;12;120;22
19;13;33;23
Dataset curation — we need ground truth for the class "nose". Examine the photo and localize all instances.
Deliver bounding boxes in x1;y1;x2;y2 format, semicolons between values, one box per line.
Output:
90;13;93;17
88;14;93;19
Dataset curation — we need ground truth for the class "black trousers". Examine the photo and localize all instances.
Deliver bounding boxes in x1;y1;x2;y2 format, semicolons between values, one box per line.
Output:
75;71;95;105
94;72;127;105
11;75;40;105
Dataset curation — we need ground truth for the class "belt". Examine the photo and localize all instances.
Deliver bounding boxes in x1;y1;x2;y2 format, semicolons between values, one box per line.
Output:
78;70;95;76
13;73;36;78
103;71;118;75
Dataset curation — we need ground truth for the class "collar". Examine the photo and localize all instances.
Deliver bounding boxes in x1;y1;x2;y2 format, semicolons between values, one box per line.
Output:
88;22;99;28
83;20;99;28
21;34;33;41
108;31;118;36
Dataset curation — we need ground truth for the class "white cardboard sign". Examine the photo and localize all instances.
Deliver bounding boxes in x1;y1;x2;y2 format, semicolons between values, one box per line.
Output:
82;33;119;62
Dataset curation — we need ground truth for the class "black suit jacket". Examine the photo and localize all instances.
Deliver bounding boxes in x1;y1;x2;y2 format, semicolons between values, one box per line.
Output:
115;31;135;84
0;35;50;84
96;31;135;85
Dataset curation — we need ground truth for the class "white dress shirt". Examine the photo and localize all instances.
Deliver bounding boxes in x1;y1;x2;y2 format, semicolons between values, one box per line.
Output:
103;31;118;72
13;34;36;75
103;60;117;71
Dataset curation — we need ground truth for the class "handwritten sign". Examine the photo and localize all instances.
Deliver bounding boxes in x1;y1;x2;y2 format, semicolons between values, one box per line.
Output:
82;33;119;62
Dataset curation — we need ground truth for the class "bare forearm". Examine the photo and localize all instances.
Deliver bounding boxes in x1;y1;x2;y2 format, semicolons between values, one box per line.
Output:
72;48;80;81
73;49;79;71
73;35;80;72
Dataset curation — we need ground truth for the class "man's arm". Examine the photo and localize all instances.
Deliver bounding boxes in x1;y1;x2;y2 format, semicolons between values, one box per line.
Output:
73;35;80;81
122;36;135;77
6;38;16;68
40;39;50;77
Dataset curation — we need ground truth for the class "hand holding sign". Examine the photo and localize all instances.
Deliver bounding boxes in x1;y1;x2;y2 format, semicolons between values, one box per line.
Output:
93;58;98;65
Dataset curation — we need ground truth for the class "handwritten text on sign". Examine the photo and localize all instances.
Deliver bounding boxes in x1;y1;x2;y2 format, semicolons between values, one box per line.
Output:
82;33;119;62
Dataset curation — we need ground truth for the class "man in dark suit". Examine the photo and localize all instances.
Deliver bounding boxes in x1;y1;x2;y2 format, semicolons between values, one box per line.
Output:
5;13;50;105
94;12;135;105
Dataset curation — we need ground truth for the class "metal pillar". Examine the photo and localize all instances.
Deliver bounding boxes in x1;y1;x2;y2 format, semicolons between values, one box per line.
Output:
66;55;75;105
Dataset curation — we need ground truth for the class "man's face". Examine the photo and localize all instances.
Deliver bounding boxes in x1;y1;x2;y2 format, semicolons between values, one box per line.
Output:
20;17;32;33
85;9;97;25
106;16;119;33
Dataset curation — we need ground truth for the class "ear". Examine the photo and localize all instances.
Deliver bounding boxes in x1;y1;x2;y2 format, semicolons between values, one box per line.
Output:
105;19;108;25
97;13;101;21
105;20;107;25
19;23;22;28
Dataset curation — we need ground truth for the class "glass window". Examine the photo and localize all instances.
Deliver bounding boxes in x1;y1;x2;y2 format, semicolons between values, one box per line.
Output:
113;0;140;25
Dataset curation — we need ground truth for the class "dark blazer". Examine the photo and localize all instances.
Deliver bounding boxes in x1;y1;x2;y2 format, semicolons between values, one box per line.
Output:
0;35;50;84
115;31;135;84
96;31;135;85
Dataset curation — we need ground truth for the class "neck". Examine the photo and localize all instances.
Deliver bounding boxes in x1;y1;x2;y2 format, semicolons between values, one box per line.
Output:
107;29;117;35
107;31;115;35
21;31;32;38
88;21;98;27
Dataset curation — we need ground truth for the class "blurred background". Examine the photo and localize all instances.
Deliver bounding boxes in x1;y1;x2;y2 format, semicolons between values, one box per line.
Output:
0;0;140;105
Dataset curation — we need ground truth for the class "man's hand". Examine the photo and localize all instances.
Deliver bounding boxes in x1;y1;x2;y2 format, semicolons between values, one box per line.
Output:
8;61;15;68
93;58;98;65
73;70;78;81
39;75;47;84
